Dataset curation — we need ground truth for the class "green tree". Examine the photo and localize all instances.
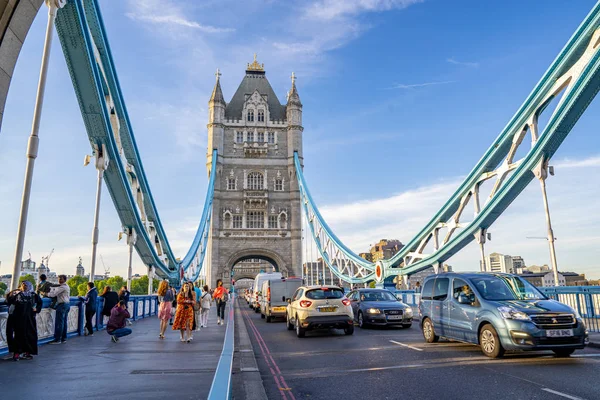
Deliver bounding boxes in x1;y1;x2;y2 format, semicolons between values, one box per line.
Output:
67;276;87;297
368;281;376;288
77;282;89;297
0;281;7;297
131;275;159;295
95;280;107;294
106;276;125;292
19;274;36;286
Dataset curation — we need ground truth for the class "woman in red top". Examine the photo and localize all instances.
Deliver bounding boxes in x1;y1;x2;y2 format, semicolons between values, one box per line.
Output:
172;282;195;342
212;279;229;325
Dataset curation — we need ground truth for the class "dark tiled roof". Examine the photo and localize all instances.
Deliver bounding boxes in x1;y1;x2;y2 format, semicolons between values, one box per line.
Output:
225;70;286;121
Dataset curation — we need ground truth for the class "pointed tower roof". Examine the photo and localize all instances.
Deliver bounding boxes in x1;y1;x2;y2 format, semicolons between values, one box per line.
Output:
210;68;225;104
224;55;286;121
287;72;302;107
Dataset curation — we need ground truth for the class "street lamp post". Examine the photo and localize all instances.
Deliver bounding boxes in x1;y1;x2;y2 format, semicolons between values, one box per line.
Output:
534;159;560;287
89;144;109;282
10;0;66;290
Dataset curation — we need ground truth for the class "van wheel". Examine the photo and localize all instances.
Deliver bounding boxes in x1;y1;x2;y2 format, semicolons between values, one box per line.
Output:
286;314;294;330
358;312;367;329
422;318;439;343
266;315;272;323
552;349;575;357
295;317;306;338
344;325;354;335
480;324;505;358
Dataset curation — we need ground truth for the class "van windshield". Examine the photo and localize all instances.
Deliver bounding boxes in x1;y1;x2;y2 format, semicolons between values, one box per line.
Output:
470;275;546;301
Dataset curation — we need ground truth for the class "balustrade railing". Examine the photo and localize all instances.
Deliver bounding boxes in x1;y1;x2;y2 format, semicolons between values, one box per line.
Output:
0;295;158;354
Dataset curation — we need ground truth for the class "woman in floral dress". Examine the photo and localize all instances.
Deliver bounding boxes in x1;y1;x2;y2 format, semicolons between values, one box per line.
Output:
172;282;196;342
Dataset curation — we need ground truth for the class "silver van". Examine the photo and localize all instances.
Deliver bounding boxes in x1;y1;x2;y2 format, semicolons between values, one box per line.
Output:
252;272;283;312
260;277;303;322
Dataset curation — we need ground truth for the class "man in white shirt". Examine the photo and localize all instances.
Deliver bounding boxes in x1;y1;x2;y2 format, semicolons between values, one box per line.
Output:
47;275;70;344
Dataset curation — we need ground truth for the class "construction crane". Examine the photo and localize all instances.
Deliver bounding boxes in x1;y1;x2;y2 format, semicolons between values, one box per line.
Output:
42;248;54;269
99;254;110;277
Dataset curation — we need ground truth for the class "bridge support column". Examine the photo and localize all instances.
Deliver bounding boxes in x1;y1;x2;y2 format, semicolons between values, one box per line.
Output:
10;0;65;290
89;144;109;282
147;265;154;294
125;228;137;291
534;159;560;286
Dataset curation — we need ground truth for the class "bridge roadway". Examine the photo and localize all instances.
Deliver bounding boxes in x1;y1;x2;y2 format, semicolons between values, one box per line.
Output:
0;306;226;399
239;299;600;400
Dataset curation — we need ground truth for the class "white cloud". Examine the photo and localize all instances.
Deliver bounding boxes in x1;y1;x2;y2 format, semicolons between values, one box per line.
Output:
554;156;600;168
447;57;479;68
390;81;456;89
126;13;234;33
305;0;423;20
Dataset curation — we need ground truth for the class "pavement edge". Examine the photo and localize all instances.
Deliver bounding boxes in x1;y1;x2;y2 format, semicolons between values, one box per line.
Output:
232;299;268;400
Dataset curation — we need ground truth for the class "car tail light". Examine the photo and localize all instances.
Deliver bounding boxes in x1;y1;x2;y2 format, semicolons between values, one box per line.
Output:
267;288;271;302
299;300;312;308
341;299;351;306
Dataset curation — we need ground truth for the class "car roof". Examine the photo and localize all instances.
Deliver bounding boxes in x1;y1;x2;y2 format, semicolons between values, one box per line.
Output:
423;272;519;281
355;288;392;292
300;285;342;290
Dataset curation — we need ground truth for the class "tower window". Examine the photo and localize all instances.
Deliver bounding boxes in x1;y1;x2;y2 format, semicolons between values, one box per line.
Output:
268;215;278;229
233;215;242;229
227;177;236;190
247;131;254;142
258;110;265;122
247;109;254;122
247;211;264;229
275;178;283;191
267;132;275;144
247;172;264;190
257;132;264;143
236;131;244;143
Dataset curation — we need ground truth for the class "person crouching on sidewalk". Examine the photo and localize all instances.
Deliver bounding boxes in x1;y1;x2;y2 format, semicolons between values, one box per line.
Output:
107;300;131;343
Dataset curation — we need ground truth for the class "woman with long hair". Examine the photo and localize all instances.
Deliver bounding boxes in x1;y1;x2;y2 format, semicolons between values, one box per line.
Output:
212;279;229;326
172;282;195;342
100;286;119;318
6;281;42;361
157;280;174;339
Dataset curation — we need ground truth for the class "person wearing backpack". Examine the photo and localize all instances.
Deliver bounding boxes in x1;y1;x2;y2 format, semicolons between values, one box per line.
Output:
157;280;174;339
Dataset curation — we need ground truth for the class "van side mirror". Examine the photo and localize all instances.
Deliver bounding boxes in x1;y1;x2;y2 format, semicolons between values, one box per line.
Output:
286;298;291;304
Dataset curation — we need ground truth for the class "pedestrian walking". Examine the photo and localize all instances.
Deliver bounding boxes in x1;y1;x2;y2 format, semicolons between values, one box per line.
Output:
79;282;98;336
193;283;202;332
200;285;211;328
172;282;195;342
46;274;70;344
169;285;177;326
100;286;119;318
35;274;51;297
157;280;174;339
6;281;43;361
213;279;229;326
107;300;132;343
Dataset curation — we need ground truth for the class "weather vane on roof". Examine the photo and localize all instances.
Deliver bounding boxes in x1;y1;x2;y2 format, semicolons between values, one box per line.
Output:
215;68;221;81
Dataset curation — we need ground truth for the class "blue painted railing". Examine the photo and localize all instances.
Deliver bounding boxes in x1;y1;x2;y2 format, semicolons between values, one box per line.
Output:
0;295;158;355
208;294;235;400
392;286;600;333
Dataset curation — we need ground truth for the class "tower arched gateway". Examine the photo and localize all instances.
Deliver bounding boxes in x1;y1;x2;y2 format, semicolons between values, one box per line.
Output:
205;56;303;288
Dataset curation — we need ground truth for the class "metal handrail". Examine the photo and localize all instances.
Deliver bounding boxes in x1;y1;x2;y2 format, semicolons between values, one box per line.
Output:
208;294;235;400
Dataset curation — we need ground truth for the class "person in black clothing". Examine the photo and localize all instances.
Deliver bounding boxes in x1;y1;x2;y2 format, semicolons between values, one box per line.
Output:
100;286;119;318
6;281;43;361
79;282;98;336
119;286;131;304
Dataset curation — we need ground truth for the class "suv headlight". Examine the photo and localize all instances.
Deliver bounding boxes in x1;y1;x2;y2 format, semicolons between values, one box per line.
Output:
366;308;381;314
498;306;531;321
405;306;413;315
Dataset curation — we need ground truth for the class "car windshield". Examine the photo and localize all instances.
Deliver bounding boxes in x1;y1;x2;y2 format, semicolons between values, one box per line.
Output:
470;275;546;301
360;291;397;302
305;288;344;300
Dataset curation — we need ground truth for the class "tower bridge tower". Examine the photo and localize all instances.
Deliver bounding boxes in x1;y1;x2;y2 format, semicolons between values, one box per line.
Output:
206;56;303;288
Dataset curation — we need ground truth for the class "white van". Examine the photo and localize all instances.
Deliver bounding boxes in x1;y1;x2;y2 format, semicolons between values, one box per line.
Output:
260;277;303;322
252;272;283;312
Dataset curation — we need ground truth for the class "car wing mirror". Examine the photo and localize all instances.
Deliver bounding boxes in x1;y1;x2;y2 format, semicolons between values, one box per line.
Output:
286;298;291;304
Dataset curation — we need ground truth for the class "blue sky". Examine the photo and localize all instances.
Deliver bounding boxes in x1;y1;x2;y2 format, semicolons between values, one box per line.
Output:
0;0;599;280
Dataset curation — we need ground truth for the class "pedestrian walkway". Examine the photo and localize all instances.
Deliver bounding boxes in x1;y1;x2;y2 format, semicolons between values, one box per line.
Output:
0;309;227;399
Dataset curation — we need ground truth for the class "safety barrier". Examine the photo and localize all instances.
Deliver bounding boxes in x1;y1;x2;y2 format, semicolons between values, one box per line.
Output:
392;286;600;332
208;294;235;400
0;295;158;355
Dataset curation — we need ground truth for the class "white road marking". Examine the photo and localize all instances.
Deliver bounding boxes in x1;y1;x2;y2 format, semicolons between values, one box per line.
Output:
389;340;424;351
541;388;585;400
572;353;600;358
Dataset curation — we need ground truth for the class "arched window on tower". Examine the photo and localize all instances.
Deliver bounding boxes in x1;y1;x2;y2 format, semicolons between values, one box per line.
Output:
279;212;288;230
258;110;265;122
247;109;254;122
223;211;232;229
247;172;264;190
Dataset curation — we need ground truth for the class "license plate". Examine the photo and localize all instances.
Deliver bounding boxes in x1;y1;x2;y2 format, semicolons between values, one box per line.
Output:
272;307;286;312
546;329;573;337
319;307;336;312
387;315;403;320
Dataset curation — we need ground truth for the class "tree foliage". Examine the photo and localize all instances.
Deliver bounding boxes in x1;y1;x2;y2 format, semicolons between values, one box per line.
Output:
0;281;7;297
67;276;87;297
368;281;376;288
131;275;158;295
19;274;36;286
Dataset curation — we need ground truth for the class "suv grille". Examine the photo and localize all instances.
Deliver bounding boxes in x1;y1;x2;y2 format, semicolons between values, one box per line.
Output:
534;336;582;346
530;314;575;329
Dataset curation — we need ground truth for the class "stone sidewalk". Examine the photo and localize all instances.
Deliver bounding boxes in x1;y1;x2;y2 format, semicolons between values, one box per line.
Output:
0;309;227;400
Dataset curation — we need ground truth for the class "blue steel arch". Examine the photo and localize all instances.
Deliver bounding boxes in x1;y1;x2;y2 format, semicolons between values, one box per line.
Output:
295;2;600;283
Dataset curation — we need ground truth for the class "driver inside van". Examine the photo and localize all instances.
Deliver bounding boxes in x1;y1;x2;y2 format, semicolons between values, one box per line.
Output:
461;285;475;303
